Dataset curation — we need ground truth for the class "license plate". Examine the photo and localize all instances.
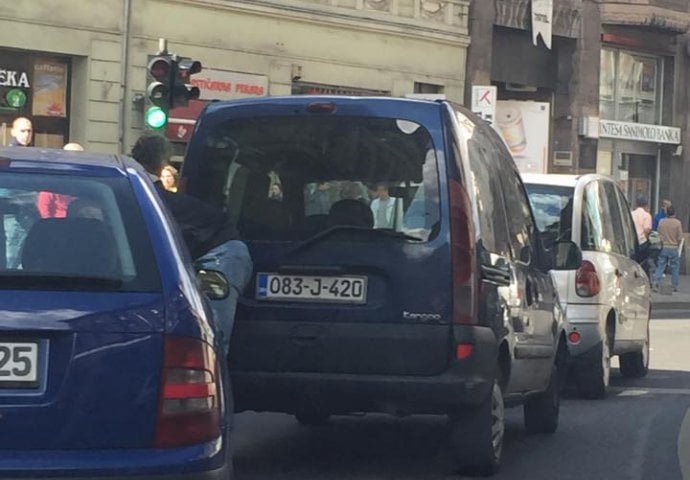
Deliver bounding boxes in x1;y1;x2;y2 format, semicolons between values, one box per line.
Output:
0;342;39;387
256;273;367;304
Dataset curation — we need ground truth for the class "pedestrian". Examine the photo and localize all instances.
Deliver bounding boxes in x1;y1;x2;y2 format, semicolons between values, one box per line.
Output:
130;133;253;359
652;205;683;292
653;199;672;231
631;194;653;276
160;164;179;192
8;117;33;147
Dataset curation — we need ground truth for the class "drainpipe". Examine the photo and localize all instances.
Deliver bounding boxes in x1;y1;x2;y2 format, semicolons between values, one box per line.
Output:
118;0;133;154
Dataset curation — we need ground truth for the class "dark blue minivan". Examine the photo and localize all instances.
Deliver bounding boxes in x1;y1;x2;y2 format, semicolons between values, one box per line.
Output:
0;148;232;479
181;96;581;475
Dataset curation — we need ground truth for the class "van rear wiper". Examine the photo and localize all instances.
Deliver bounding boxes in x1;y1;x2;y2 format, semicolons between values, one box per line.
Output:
290;225;423;253
0;272;124;291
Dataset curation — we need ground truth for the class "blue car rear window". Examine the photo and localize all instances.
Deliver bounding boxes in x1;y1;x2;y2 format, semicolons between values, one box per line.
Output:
0;172;161;292
188;116;441;242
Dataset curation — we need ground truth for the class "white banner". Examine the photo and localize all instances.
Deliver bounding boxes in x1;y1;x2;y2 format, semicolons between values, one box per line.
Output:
531;0;553;49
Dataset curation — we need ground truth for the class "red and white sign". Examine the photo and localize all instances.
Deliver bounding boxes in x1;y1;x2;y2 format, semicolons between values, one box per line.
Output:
192;69;268;101
167;69;268;142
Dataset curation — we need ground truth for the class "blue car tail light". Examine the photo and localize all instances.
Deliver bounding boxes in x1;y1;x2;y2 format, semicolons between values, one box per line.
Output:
154;336;221;448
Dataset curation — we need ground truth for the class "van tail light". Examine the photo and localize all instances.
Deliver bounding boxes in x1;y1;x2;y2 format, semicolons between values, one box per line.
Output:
449;179;477;324
154;336;221;448
575;260;601;297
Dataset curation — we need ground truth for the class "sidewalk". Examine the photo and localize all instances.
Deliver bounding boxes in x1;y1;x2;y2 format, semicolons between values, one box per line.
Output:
651;273;690;310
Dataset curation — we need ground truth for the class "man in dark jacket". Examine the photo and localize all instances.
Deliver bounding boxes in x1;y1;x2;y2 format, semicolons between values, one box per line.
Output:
131;134;253;358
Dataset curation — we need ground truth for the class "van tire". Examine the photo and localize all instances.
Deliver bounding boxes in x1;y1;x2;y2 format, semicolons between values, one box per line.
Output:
295;412;330;426
575;337;610;399
449;379;504;476
620;323;650;378
524;365;559;434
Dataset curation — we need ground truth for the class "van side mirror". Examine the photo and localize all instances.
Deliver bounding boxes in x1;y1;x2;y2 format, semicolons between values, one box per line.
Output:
553;240;583;270
197;269;230;300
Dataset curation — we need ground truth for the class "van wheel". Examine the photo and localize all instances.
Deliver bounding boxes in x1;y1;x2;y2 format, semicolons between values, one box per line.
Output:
524;365;559;434
295;412;330;426
575;336;610;399
620;323;650;378
449;379;504;476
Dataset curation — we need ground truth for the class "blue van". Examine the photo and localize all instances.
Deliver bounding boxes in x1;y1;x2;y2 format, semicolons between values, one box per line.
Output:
181;96;581;475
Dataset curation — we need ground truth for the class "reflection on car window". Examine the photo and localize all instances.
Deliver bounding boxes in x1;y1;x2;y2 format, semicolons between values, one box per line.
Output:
525;184;575;243
191;116;441;242
0;174;160;292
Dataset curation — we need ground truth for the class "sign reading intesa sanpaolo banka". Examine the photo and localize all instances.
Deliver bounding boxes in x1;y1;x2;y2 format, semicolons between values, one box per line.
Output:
599;120;681;145
191;69;268;101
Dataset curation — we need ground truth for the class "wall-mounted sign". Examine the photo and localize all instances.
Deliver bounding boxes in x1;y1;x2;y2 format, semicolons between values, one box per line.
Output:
496;100;550;174
292;81;388;96
599;119;681;144
32;58;67;117
5;89;26;108
191;69;268;101
471;85;497;126
0;68;30;88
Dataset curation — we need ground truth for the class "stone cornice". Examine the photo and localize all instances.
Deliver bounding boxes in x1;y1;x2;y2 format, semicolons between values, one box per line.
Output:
162;0;470;46
599;4;690;33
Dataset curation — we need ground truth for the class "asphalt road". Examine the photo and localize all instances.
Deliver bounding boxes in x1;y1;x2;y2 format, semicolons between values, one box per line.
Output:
232;318;690;480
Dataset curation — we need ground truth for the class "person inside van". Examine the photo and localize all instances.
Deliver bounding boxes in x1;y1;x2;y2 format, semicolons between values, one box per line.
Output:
130;134;253;358
370;183;397;229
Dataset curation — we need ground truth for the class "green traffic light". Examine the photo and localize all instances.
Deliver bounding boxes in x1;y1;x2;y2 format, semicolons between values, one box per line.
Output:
145;106;168;129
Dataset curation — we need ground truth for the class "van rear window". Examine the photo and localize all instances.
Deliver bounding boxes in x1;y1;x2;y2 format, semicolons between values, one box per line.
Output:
189;116;440;242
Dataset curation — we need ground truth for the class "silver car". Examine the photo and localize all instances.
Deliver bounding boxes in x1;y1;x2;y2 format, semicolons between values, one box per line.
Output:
523;174;651;399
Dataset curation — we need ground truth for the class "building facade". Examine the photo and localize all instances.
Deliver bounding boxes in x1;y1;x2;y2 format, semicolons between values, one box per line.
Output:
465;0;690;226
0;0;470;155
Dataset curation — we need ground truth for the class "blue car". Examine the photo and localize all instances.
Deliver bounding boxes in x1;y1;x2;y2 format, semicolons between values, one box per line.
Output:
0;147;232;479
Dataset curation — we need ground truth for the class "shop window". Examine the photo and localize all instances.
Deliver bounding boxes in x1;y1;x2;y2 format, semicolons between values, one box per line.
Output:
599;48;663;125
0;53;71;147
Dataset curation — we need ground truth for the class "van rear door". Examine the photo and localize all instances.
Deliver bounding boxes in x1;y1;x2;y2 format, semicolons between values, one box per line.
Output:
184;98;453;377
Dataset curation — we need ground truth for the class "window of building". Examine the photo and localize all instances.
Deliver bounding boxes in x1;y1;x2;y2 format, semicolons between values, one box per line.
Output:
413;82;444;94
599;47;663;125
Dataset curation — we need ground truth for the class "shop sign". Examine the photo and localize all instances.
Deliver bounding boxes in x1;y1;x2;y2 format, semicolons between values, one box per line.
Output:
471;85;497;126
191;69;268;101
6;89;27;108
599;120;681;144
0;68;30;88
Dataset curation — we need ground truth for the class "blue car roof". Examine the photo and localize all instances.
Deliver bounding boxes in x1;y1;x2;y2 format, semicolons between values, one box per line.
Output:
0;147;130;176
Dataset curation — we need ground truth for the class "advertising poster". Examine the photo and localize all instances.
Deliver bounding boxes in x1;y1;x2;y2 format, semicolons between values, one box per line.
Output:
32;58;67;117
496;100;550;174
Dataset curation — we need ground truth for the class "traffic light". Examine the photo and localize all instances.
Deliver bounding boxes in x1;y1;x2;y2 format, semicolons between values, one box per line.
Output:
145;55;173;130
144;54;202;130
171;58;202;108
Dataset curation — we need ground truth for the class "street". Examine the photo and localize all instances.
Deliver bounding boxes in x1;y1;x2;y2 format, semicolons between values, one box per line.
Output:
232;318;690;480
